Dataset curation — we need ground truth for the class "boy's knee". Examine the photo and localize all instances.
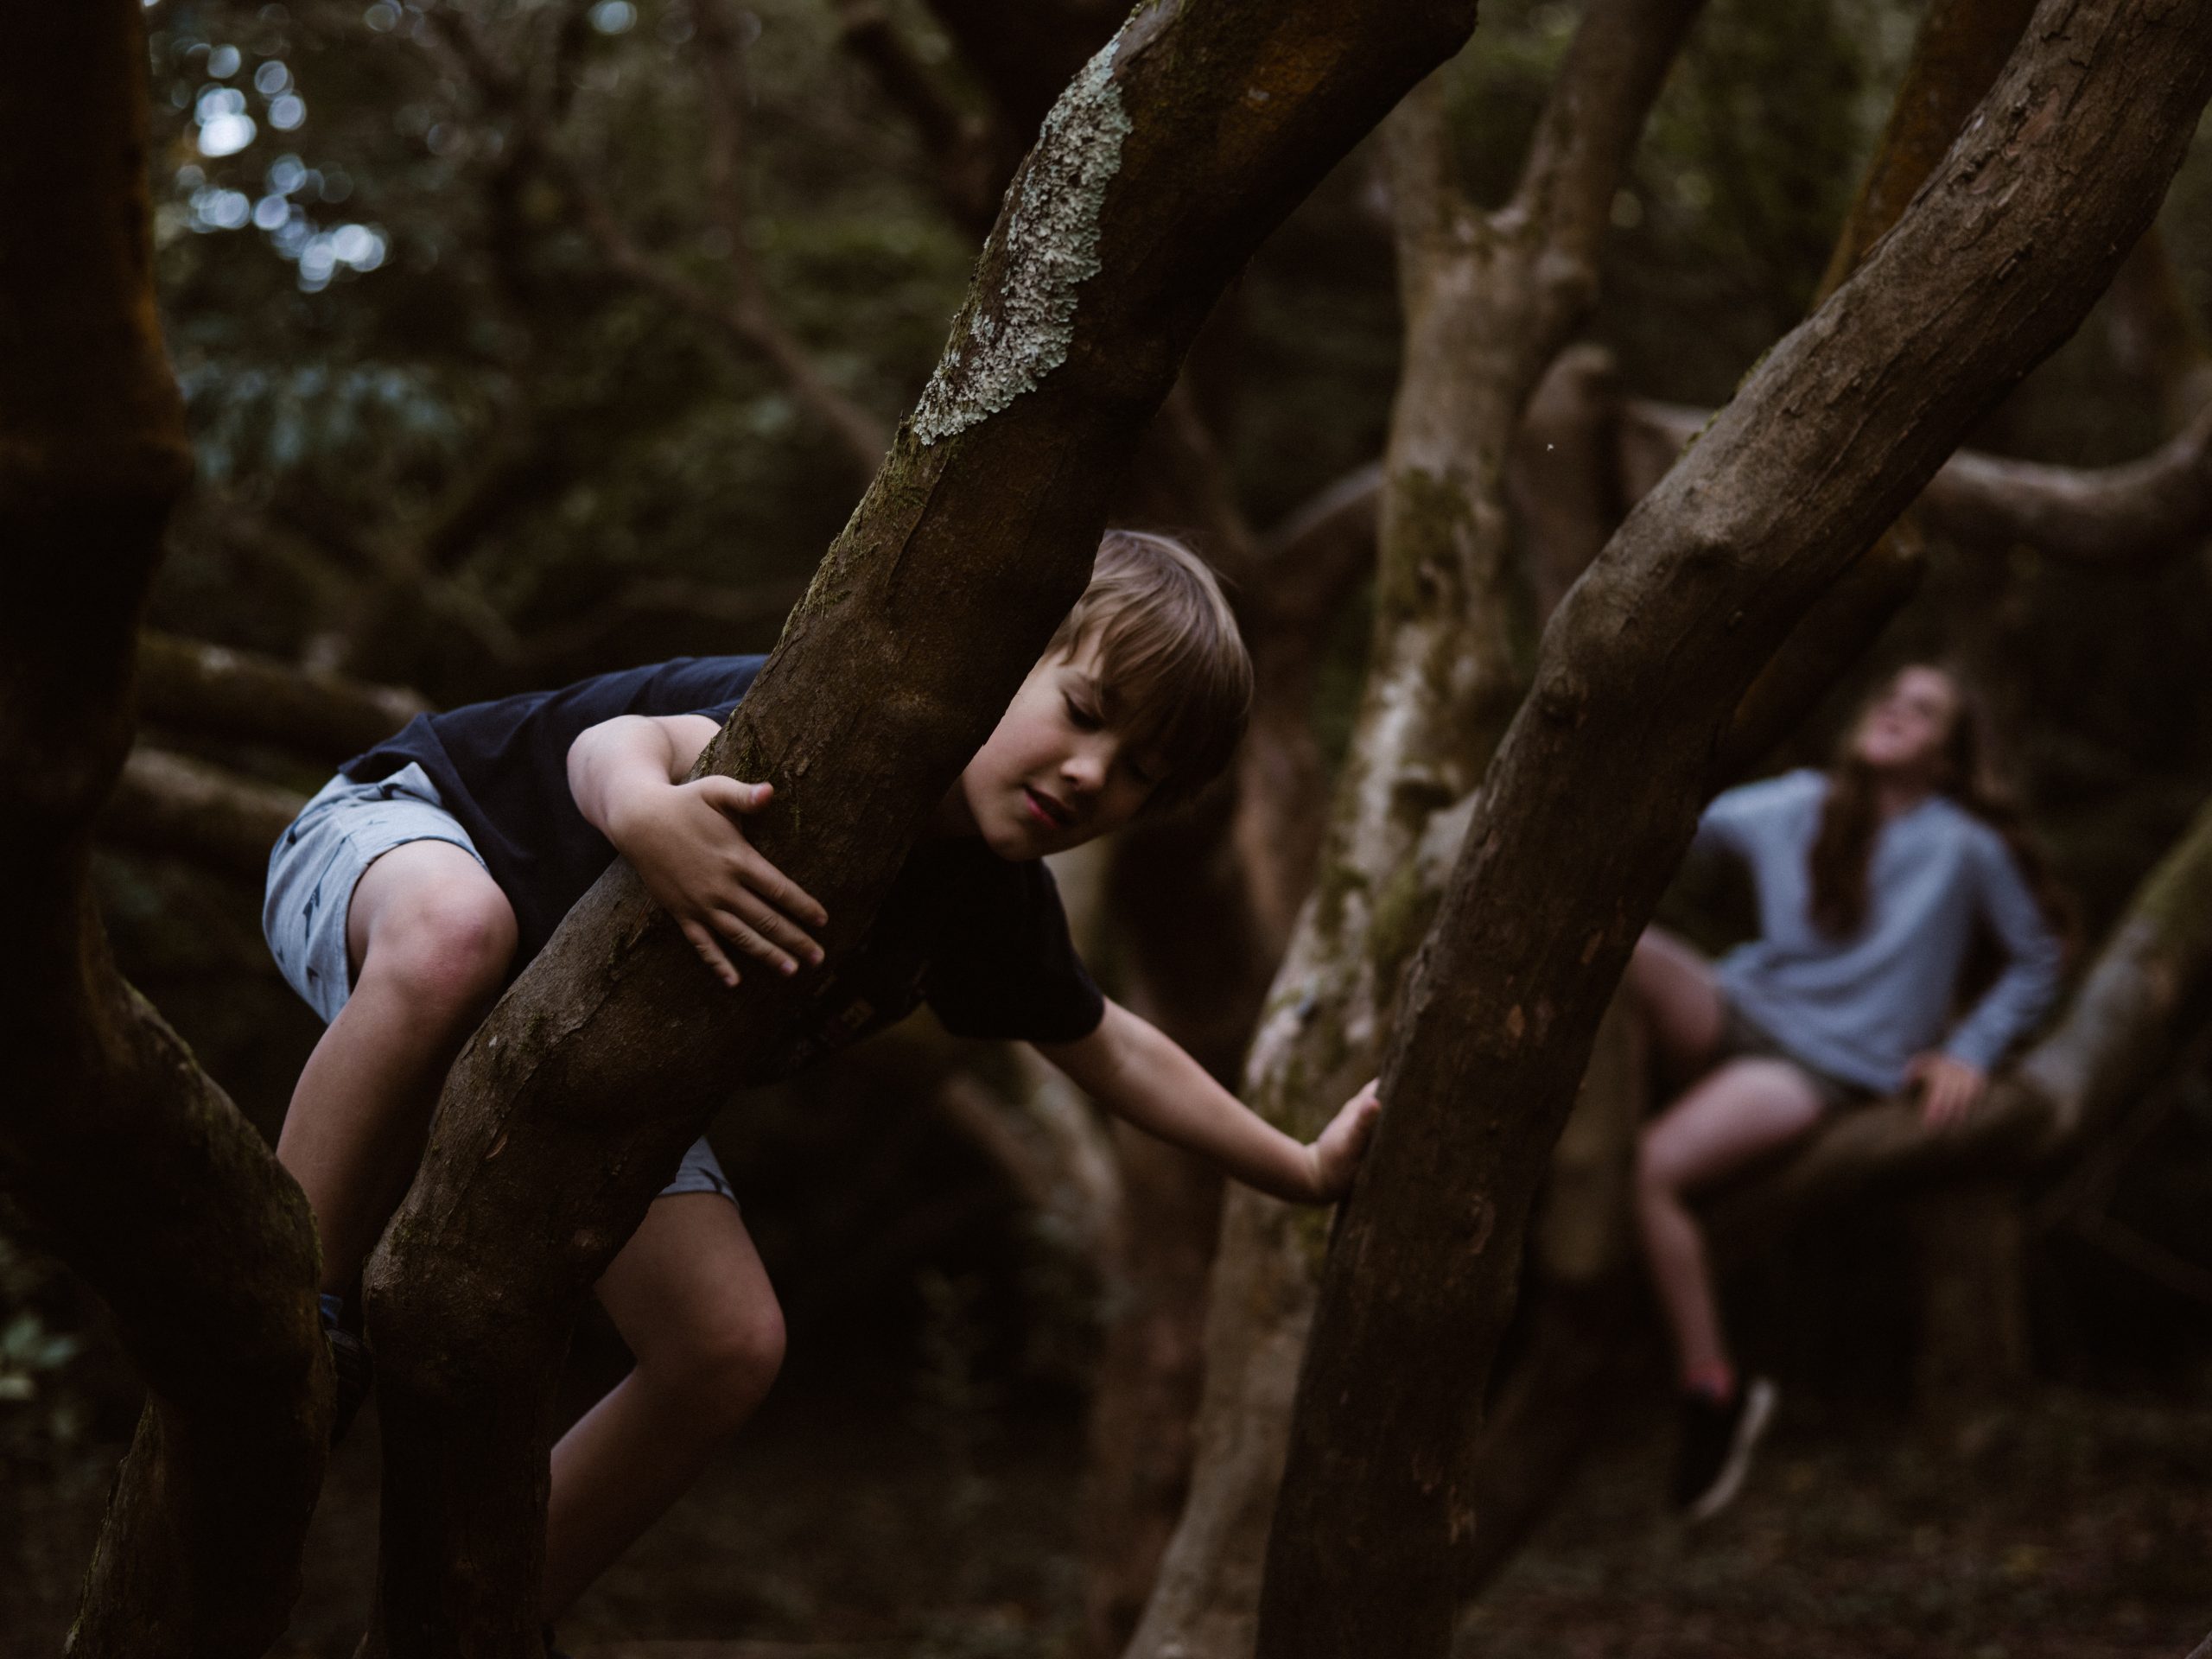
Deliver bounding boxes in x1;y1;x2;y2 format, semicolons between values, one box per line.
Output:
657;1303;785;1430
362;885;517;1020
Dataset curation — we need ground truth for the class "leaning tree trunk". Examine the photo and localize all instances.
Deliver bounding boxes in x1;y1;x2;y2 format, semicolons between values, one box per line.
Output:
1255;6;2212;1656
358;4;1486;1653
0;6;333;1656
1124;5;1711;1654
1440;0;2044;1595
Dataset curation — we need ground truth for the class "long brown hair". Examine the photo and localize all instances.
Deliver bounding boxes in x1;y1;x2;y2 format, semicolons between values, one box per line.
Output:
1807;668;2070;944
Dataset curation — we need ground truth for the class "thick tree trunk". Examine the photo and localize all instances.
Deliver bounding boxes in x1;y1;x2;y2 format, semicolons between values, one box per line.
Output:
1911;1178;2033;1415
0;7;334;1655
1125;6;1708;1654
1081;435;1384;1655
358;6;1484;1652
1259;10;2212;1656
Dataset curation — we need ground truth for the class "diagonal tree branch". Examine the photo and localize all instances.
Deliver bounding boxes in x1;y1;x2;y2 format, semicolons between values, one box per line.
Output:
357;5;1487;1649
1129;3;1714;1653
1262;8;2212;1656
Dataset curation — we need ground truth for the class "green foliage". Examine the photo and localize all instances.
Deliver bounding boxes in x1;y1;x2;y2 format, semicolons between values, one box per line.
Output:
0;1222;91;1459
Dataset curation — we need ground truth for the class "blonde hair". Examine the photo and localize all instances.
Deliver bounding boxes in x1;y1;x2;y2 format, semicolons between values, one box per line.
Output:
1045;530;1252;808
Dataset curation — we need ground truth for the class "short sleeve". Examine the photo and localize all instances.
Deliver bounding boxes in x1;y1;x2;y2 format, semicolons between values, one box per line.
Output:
925;859;1105;1044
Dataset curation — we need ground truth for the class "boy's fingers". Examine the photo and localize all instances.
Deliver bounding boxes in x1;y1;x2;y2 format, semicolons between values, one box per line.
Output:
729;892;825;966
700;775;773;811
678;918;741;988
734;849;829;930
712;910;799;977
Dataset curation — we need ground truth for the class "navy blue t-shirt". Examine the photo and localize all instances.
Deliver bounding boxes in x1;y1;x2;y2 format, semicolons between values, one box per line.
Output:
342;656;1104;1077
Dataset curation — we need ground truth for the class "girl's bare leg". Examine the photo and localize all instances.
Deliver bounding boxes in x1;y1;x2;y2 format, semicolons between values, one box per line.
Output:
275;840;516;1291
542;1192;785;1620
1624;925;1727;1090
1635;1057;1825;1389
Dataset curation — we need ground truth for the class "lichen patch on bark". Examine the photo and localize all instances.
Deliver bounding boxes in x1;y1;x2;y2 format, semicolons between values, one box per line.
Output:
911;39;1132;445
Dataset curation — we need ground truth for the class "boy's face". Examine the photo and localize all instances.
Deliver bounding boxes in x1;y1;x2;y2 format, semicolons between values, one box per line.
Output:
942;638;1166;859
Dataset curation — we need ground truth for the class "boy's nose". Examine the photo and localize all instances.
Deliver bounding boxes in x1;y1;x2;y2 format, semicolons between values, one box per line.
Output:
1063;744;1109;792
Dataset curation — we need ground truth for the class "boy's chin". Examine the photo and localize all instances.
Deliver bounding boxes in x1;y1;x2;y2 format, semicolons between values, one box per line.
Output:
982;807;1094;861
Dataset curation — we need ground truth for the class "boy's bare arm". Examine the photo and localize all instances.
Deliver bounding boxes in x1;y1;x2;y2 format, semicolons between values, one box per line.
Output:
568;713;827;986
1035;1000;1379;1204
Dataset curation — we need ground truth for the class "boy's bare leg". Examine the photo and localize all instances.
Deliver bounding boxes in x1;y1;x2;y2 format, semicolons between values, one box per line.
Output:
275;839;517;1291
1634;1057;1825;1388
543;1192;785;1620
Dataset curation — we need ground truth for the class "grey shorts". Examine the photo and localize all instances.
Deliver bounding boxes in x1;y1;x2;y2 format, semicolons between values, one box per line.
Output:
264;765;736;1205
1713;999;1872;1114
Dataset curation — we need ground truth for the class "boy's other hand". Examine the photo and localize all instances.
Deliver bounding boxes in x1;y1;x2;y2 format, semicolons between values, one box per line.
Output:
612;777;829;988
1904;1052;1986;1128
1306;1077;1382;1201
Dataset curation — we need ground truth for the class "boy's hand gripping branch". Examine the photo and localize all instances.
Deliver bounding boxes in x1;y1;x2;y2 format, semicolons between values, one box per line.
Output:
1306;1078;1383;1202
569;713;829;988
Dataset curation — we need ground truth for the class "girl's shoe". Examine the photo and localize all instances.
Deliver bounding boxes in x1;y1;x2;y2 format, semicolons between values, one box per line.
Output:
1671;1375;1777;1522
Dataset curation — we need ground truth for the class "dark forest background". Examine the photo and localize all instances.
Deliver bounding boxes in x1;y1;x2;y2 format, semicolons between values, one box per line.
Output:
6;1;2212;1653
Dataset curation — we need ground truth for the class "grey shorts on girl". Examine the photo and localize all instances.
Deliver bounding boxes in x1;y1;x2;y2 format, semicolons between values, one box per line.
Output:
263;763;737;1205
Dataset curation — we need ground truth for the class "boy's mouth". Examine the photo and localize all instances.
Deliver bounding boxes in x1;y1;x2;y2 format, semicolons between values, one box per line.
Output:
1024;786;1076;830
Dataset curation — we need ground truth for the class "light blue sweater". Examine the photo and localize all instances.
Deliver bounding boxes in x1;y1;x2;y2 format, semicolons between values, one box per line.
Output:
1694;770;2063;1095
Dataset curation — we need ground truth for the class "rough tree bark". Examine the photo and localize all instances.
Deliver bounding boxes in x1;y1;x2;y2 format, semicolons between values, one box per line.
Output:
0;6;333;1656
355;5;1484;1652
829;13;1390;1637
1125;4;1711;1653
1257;7;2212;1656
1444;0;2043;1562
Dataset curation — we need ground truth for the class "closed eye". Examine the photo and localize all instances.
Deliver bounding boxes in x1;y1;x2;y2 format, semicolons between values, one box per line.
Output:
1064;692;1103;731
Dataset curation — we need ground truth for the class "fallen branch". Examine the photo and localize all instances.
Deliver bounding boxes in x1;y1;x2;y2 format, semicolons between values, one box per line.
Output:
99;748;308;884
137;631;427;760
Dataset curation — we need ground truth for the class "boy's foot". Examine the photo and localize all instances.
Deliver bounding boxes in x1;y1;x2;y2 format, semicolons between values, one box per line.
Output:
1671;1375;1777;1522
542;1625;571;1659
320;1293;374;1446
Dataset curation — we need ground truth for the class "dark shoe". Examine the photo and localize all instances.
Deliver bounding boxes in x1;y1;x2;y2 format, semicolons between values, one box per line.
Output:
320;1293;374;1446
543;1625;571;1658
1670;1376;1777;1522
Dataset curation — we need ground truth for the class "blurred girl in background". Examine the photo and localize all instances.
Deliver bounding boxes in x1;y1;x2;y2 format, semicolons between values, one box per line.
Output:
1626;664;2066;1521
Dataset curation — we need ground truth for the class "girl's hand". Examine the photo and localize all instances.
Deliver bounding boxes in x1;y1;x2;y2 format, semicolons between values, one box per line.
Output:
1904;1052;1986;1128
1305;1078;1382;1201
609;777;828;988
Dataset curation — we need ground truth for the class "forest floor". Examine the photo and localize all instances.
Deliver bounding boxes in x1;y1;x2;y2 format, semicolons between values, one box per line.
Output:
7;1376;2211;1658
